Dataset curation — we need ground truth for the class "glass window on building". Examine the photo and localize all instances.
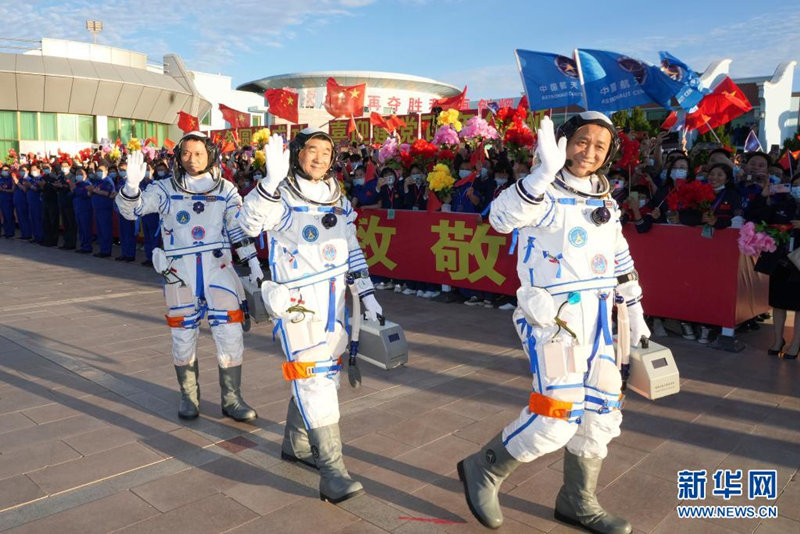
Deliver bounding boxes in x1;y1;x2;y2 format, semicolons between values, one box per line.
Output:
120;118;133;142
252;115;262;127
157;123;167;145
77;115;95;143
107;117;120;143
132;120;145;140
0;140;19;156
19;112;38;140
58;114;77;142
0;110;18;140
146;121;156;141
40;113;57;140
200;111;211;126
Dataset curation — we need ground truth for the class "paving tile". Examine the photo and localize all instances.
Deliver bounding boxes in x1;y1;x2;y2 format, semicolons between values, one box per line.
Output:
114;493;257;534
61;426;142;456
226;497;358;533
4;490;158;534
140;427;216;459
0;439;82;480
754;515;800;533
775;475;800;521
0;415;108;453
0;474;45;510
131;466;227;512
652;510;743;533
0;412;36;435
27;442;164;494
377;410;475;448
597;468;678;533
344;432;414;475
222;468;308;515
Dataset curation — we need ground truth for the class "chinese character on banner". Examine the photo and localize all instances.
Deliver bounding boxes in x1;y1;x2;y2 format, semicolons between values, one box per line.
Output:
354;117;371;142
748;470;777;500
328;120;349;144
270;124;288;138
430;220;507;284
420;113;436;141
290;124;308;138
407;97;422;113
712;469;743;500
428;98;439;112
304;88;317;108
373;127;390;145
460;98;471;110
356;215;397;270
499;98;514;108
478;99;488;114
677;470;707;500
368;95;381;111
525;109;550;132
239;129;253;146
397;114;419;143
387;97;401;113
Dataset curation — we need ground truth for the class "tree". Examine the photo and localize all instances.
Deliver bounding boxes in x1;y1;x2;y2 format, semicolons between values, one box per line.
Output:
610;107;657;136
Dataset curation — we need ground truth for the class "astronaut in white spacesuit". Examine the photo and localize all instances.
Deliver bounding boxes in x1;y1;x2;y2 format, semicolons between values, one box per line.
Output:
457;114;649;533
116;132;261;422
238;128;382;504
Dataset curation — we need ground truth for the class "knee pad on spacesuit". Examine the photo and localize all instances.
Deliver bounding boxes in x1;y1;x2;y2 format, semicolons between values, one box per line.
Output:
210;323;244;368
171;327;199;366
566;410;622;459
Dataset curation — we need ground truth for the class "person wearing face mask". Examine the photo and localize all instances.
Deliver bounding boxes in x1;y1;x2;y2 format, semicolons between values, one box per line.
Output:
12;167;32;240
91;162;116;258
738;152;771;211
678;163;741;230
349;166;379;209
26;164;44;244
376;167;402;209
239;129;383;504
451;160;482;214
748;173;800;359
56;163;77;250
117;131;263;423
402;164;427;211
0;165;15;238
138;164;161;266
458;114;647;533
115;162;136;261
72;168;94;253
661;156;693;225
40;165;60;246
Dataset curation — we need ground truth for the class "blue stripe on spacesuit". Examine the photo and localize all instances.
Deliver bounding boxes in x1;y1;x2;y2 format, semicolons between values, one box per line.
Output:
523;236;536;263
326;279;336;332
586;294;612;380
546;383;584;390
503;414;538;447
195;254;205;300
509;228;518;255
276;319;312;428
535;199;555;227
209;284;238;299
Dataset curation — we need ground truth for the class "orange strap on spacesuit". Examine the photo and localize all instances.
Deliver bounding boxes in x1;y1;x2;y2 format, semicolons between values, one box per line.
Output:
529;392;581;421
282;357;343;381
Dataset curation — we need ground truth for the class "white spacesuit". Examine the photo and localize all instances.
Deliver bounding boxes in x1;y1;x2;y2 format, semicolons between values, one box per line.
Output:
116;132;261;422
457;114;648;534
238;129;381;504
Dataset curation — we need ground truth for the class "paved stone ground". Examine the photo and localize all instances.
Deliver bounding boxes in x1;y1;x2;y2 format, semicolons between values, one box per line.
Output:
0;236;798;534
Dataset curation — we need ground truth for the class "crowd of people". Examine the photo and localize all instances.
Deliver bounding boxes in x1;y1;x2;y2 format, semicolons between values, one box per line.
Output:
1;115;800;356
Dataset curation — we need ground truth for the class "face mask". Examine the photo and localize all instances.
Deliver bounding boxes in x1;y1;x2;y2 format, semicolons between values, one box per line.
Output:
612;179;625;189
671;169;688;180
108;172;117;179
144;171;151;179
791;187;800;200
639;199;648;208
119;171;127;178
61;168;70;175
157;171;166;177
76;174;85;181
244;180;252;187
98;171;106;179
19;171;27;178
354;178;365;186
1;171;8;177
31;171;40;178
410;173;422;181
458;169;472;179
733;165;741;174
495;177;508;187
769;174;781;184
648;158;655;166
253;174;263;180
659;169;667;180
480;168;489;178
384;176;394;186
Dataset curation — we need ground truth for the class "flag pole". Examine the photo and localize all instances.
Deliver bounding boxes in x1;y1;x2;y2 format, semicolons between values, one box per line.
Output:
703;119;721;143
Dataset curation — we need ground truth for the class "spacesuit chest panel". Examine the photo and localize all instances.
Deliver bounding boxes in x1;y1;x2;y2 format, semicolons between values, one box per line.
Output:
518;191;619;289
161;183;228;251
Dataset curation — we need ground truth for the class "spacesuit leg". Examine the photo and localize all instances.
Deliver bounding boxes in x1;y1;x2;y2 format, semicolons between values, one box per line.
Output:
165;284;201;418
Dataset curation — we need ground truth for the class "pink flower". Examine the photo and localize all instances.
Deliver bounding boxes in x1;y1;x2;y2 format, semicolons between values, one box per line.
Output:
763;236;777;253
378;137;399;164
459;116;499;141
432;125;460;146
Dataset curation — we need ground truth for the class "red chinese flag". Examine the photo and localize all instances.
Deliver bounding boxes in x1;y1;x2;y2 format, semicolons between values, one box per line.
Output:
687;77;752;133
386;115;406;133
370;112;389;129
324;78;366;118
347;116;357;136
163;138;176;150
517;95;529;112
661;111;677;131
454;170;478;188
219;104;250;129
365;160;376;182
143;137;157;147
426;191;443;212
265;89;299;124
432;86;467;111
778;150;800;171
177;111;199;134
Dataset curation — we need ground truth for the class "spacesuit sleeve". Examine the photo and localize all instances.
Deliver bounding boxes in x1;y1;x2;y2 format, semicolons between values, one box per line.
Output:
613;219;636;278
343;199;375;297
238;180;290;237
223;184;259;262
488;181;558;234
115;182;165;221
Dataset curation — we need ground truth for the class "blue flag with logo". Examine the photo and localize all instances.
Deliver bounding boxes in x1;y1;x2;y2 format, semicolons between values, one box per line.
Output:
515;49;585;111
658;51;706;110
744;130;762;152
576;49;691;113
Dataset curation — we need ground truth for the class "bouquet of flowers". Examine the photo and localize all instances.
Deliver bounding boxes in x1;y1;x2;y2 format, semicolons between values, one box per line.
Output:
436;109;462;132
253;149;266;170
738;222;778;256
426;163;455;203
459;116;499;148
252;128;271;149
432;124;460;147
503;120;535;162
378;136;399;164
665;180;717;212
6;148;17;165
126;138;142;152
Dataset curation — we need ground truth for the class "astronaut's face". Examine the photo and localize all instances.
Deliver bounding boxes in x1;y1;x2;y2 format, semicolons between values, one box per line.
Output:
299;137;333;181
180;139;209;177
566;124;611;178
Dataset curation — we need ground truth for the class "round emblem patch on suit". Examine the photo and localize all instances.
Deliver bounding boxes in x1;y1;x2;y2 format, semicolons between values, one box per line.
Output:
568;227;588;248
192;201;205;214
591;254;608;274
191;226;206;240
322;243;337;261
176;210;190;224
302;225;319;242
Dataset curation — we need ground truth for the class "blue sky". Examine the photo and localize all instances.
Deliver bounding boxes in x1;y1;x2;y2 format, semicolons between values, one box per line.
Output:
6;1;799;100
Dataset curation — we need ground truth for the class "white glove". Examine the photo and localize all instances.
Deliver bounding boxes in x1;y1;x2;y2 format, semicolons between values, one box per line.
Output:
260;280;291;318
523;115;567;196
247;257;264;286
261;134;290;195
123;150;147;195
628;302;651;348
361;294;383;322
517;286;556;327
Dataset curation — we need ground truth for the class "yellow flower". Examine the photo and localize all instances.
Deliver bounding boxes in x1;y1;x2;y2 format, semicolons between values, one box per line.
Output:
254;150;266;169
252;128;271;148
109;148;121;162
126;138;141;151
426;164;455;192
